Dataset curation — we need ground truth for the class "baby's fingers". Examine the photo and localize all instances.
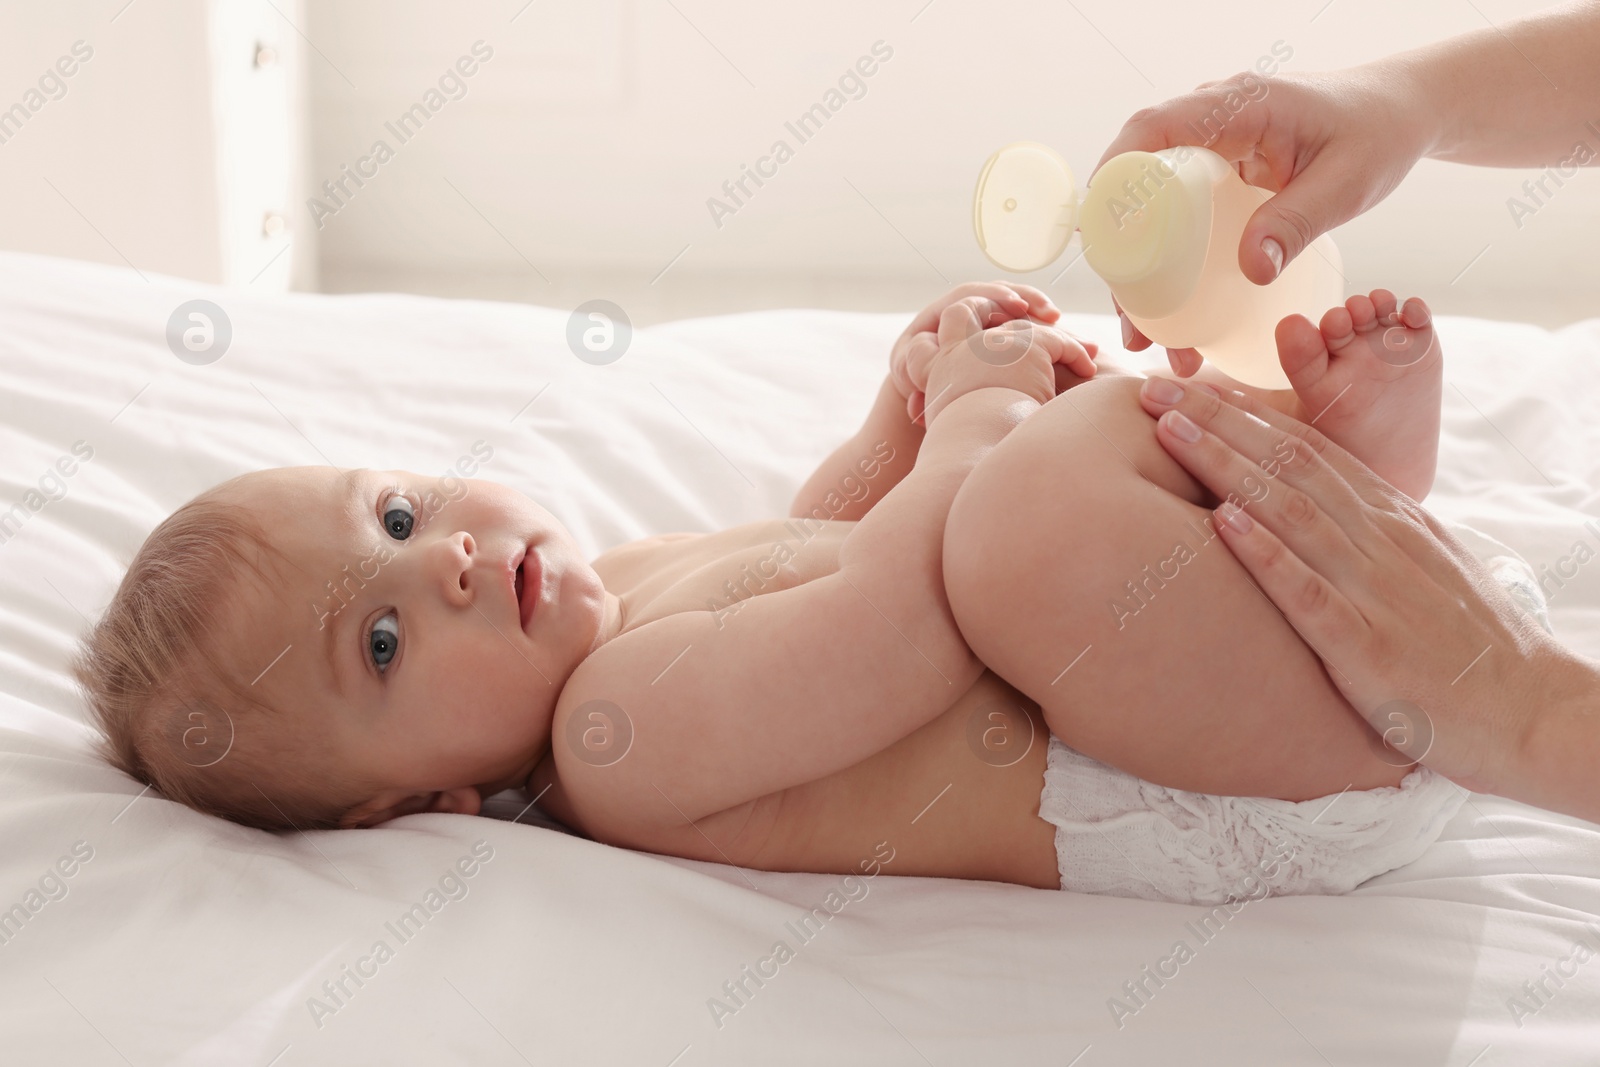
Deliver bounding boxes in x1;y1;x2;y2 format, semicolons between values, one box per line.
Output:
1007;282;1060;322
967;280;1054;322
978;281;1035;319
936;296;1006;347
971;320;1095;379
1029;323;1097;379
902;331;939;393
906;388;927;426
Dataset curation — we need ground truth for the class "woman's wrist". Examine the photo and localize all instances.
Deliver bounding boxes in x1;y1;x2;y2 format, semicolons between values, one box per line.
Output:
1507;644;1600;823
1369;3;1600;169
1366;49;1449;163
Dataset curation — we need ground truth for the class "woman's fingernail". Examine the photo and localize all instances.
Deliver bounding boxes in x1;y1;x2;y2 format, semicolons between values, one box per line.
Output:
1163;409;1202;442
1142;377;1184;405
1262;238;1284;278
1120;315;1133;347
1219;502;1254;533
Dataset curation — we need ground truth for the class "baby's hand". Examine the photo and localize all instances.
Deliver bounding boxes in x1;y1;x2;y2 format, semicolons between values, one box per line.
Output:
918;300;1096;426
891;282;1060;406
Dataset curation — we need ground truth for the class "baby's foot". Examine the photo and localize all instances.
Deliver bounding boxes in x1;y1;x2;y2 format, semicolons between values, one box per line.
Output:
1276;289;1442;501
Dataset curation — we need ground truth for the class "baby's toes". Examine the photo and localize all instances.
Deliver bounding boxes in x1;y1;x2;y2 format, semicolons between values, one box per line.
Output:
1370;288;1398;324
1345;293;1377;332
1275;312;1331;382
1375;299;1437;368
1319;304;1360;354
1400;296;1431;330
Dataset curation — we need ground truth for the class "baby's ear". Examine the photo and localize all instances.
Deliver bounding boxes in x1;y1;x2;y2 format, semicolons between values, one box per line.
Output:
341;787;482;828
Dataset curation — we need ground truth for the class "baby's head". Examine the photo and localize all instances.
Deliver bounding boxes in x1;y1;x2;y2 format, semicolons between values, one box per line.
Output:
72;465;614;831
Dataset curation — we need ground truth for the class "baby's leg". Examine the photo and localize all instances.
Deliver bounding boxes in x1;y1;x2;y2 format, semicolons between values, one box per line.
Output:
943;374;1409;800
1157;290;1444;502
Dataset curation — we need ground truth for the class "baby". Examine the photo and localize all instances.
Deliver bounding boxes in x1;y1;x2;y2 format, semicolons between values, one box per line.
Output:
72;281;1471;905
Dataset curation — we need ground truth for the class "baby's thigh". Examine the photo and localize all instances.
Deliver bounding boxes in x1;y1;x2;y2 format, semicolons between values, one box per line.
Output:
943;376;1406;800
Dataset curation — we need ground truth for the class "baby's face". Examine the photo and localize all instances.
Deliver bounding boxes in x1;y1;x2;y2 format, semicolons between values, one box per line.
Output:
219;466;615;826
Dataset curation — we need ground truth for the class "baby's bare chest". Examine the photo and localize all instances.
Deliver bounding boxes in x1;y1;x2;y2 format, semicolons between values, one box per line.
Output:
561;521;1059;888
595;517;855;630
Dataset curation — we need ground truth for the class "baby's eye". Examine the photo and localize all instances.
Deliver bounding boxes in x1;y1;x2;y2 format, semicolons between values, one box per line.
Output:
381;490;415;540
369;612;400;672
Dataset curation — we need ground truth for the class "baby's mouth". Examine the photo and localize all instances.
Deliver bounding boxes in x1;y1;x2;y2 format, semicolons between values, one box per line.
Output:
515;545;542;632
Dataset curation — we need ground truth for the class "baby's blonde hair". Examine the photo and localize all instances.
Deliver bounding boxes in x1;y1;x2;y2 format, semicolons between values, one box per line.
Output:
71;484;377;831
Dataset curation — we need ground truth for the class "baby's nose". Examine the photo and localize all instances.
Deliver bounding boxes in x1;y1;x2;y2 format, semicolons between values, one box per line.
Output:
432;531;476;601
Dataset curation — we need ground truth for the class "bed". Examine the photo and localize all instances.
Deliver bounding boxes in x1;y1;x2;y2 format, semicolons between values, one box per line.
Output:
2;249;1597;1065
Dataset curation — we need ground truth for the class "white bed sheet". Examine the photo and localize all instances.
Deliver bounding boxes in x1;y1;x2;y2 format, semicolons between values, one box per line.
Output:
1;250;1597;1065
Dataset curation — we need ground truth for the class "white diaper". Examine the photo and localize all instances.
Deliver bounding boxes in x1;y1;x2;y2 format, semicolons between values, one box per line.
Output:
1038;738;1467;904
1036;519;1549;906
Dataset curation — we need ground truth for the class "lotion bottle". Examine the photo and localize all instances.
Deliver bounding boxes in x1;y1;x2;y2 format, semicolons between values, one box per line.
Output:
974;142;1344;389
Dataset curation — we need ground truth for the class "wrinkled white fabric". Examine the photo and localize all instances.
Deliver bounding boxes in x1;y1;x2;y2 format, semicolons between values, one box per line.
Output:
1041;738;1468;904
2;249;1598;1061
1040;521;1550;906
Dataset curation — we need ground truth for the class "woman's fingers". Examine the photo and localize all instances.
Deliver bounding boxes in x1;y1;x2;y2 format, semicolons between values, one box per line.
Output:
1238;151;1370;284
1204;476;1372;688
1166;347;1204;377
1094;77;1276;176
1137;377;1378;589
1096;71;1429;285
1141;376;1398;509
1114;301;1153;352
1114;300;1202;376
1140;387;1385;698
1134;372;1575;792
1115;300;1203;374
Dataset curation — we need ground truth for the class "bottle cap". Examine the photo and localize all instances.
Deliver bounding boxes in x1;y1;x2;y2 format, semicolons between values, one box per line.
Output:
972;142;1078;273
1080;151;1187;283
1079;148;1212;320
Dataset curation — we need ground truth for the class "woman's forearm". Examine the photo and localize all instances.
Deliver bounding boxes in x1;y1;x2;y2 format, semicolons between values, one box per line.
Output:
1383;0;1600;167
1509;646;1600;823
789;375;924;523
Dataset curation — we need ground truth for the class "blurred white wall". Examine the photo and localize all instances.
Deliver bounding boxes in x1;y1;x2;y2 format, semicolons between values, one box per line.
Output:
302;0;1600;326
0;0;303;290
1;0;1594;327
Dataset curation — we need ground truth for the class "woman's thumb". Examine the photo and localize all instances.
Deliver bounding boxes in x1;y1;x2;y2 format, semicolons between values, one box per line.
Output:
1239;156;1363;285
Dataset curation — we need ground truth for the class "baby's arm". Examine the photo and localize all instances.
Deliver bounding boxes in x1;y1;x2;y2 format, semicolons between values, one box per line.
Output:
789;374;923;522
563;385;1038;837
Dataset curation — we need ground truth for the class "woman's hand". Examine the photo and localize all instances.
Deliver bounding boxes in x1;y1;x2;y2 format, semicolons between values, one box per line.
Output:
1134;375;1594;804
891;282;1076;418
1099;66;1435;372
